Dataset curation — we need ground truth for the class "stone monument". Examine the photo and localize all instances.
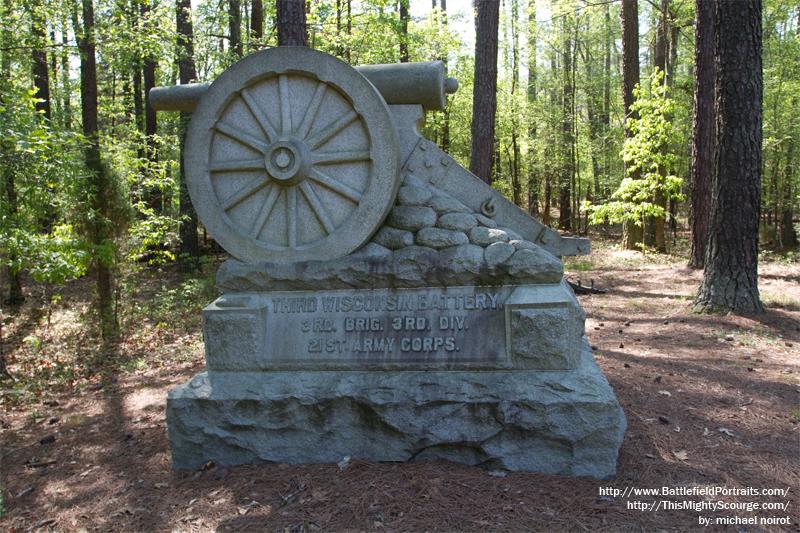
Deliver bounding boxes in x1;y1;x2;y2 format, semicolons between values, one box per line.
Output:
151;47;625;479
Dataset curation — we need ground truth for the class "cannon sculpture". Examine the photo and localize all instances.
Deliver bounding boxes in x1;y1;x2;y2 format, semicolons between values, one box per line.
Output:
155;48;624;478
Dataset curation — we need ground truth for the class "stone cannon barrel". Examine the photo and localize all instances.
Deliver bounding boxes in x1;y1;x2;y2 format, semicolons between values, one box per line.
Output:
150;59;458;113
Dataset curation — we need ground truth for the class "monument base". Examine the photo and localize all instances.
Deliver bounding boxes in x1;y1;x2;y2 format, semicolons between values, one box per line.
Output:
167;341;625;479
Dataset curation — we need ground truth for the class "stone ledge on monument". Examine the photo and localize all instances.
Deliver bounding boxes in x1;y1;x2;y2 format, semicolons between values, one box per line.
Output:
202;282;586;372
216;177;563;292
166;341;626;479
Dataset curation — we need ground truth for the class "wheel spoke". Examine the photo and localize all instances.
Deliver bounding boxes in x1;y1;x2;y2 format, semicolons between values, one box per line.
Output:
279;75;292;135
214;122;270;154
312;150;371;165
287;186;297;248
307;110;358;150
210;157;265;173
309;168;362;204
299;182;335;235
250;184;281;239
296;82;327;140
221;177;270;211
240;89;279;142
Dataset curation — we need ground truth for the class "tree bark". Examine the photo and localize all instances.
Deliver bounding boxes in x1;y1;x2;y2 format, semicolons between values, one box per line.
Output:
621;0;641;249
469;0;500;184
229;0;242;57
29;0;51;121
176;0;200;269
689;0;714;268
559;14;573;231
77;0;118;339
695;0;763;314
526;0;538;215
398;0;409;62
250;0;263;47
645;0;669;252
61;15;72;129
141;0;159;213
277;0;307;46
778;132;797;248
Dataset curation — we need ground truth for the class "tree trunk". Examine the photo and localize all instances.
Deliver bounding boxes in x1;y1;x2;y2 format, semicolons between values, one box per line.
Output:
345;0;351;61
645;0;669;252
229;0;242;57
559;14;573;231
778;133;797;249
29;0;51;121
61;15;72;129
526;0;538;215
469;0;500;184
141;0;159;213
398;0;409;62
440;0;450;151
509;0;521;207
177;0;200;270
695;0;763;314
77;0;118;339
251;0;263;48
689;0;715;266
277;0;307;46
621;0;641;249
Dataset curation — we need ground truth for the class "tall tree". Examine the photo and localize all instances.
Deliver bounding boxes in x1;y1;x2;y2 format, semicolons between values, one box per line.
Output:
398;0;409;62
526;0;538;215
644;0;671;252
176;0;200;269
689;0;714;268
469;0;500;184
277;0;307;46
141;0;160;212
620;0;641;249
28;0;51;121
76;0;118;338
60;14;71;129
250;0;263;48
509;0;522;207
229;0;242;58
559;11;573;230
695;0;764;314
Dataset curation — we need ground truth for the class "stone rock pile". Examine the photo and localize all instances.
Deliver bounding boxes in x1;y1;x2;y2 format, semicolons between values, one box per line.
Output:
216;175;564;292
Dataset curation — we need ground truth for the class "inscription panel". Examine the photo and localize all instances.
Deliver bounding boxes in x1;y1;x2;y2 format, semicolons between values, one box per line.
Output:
204;286;514;370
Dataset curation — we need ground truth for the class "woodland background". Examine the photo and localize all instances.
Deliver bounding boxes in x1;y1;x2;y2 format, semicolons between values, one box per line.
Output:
0;0;797;389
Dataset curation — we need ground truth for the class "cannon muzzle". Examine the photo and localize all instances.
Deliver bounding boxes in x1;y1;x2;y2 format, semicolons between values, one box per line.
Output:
150;59;458;113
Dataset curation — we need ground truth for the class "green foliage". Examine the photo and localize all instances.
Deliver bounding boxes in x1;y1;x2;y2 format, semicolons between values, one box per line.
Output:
585;69;684;227
0;87;89;284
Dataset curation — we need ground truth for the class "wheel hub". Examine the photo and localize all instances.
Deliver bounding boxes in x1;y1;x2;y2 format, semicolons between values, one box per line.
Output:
265;139;310;186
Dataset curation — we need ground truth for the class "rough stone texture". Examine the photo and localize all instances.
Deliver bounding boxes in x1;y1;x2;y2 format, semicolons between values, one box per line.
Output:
416;227;469;249
499;227;523;241
386;206;438;231
475;214;498;228
167;342;626;478
506;248;562;279
484;242;515;266
374;227;415;250
437;212;478;232
469;227;510;246
217;241;564;291
397;184;433;206
508;307;585;370
398;130;590;257
510;239;538;251
427;194;471;214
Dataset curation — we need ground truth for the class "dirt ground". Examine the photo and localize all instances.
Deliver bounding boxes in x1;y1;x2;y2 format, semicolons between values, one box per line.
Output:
1;236;799;532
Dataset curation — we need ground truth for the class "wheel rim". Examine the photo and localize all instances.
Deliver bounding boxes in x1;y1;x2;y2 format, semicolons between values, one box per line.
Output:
185;47;400;263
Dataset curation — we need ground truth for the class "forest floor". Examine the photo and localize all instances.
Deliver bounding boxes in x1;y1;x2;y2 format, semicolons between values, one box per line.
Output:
1;233;799;532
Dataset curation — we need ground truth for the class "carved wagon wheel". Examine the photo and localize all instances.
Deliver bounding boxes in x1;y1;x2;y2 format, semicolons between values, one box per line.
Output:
185;47;400;263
